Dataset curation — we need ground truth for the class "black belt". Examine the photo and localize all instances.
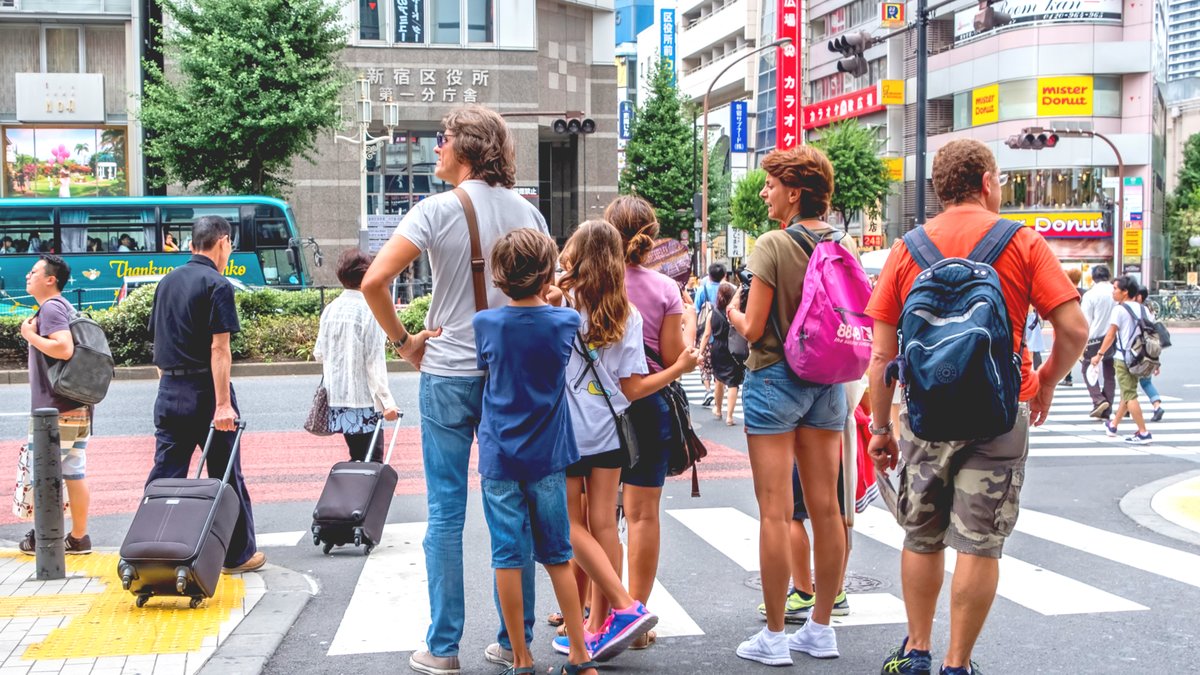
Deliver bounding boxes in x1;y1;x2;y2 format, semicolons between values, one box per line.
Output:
162;367;211;376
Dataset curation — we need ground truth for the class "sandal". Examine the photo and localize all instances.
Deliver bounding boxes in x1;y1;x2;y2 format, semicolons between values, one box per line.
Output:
630;630;656;650
553;661;599;675
502;668;536;675
556;623;568;637
725;417;735;426
547;612;564;627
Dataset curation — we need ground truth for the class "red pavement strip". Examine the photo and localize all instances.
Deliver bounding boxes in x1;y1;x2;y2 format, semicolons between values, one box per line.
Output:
0;430;751;524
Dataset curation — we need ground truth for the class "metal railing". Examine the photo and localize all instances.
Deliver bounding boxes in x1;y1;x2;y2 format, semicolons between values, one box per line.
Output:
1147;292;1200;320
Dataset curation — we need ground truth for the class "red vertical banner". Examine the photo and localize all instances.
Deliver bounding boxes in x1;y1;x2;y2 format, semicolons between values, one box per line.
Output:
776;0;802;149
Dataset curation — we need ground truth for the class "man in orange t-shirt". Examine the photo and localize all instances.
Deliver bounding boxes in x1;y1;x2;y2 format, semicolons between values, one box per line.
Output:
863;139;1088;675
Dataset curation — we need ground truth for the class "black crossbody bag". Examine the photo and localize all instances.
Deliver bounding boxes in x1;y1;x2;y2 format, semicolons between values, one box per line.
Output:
644;345;707;497
576;333;640;468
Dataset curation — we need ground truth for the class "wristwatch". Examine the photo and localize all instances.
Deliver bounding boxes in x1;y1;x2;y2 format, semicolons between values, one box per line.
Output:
390;332;409;352
869;421;894;436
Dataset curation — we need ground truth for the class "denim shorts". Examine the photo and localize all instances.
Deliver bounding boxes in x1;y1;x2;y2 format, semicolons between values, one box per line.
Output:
743;360;847;435
481;471;573;568
621;390;673;488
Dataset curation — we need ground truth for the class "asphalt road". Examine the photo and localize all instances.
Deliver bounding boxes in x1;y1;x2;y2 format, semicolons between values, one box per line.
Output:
2;337;1200;674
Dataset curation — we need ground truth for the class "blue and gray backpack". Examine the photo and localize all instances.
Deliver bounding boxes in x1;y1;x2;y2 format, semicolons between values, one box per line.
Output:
889;219;1023;442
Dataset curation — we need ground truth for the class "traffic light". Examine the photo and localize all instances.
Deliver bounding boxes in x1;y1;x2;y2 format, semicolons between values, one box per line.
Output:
1004;131;1059;150
973;0;1012;33
552;116;597;135
828;30;873;78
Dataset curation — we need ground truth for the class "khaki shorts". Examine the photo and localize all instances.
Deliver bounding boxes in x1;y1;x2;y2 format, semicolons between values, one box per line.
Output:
894;404;1029;559
26;408;89;481
1115;360;1139;403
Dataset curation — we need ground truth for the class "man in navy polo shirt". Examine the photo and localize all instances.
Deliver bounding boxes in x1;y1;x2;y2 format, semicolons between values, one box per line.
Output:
147;215;263;573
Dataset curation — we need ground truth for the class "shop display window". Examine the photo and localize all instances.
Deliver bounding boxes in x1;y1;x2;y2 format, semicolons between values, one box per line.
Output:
1000;167;1110;212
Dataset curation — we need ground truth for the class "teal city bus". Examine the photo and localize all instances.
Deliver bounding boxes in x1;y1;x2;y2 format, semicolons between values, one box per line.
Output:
0;196;317;314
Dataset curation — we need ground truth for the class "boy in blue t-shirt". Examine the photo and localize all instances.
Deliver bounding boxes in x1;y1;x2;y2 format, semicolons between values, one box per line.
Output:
473;228;597;675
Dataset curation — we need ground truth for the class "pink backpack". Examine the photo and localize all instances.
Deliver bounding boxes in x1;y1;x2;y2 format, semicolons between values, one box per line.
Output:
781;226;874;385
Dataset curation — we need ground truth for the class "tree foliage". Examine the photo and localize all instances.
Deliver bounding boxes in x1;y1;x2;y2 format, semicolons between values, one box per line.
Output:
139;0;347;197
619;59;698;237
731;169;770;237
1166;134;1200;277
810;120;893;225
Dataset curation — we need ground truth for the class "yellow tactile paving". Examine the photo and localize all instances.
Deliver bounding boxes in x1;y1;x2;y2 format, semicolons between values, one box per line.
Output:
1161;476;1200;529
0;551;245;659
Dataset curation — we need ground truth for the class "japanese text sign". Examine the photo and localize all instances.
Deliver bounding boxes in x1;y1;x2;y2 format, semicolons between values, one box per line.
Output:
731;101;748;152
776;0;802;149
661;9;676;80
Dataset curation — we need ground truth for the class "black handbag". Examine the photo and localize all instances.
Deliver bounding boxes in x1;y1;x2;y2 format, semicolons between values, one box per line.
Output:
576;333;640;468
304;378;334;436
644;346;708;497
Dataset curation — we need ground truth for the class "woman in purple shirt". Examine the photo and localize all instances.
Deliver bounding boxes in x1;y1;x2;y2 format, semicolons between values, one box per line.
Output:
603;195;698;649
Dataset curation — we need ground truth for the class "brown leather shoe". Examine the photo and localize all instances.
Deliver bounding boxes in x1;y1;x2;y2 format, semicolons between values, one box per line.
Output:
222;551;266;574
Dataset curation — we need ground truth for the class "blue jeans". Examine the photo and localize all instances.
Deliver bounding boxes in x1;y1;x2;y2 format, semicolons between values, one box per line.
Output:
482;472;573;567
1139;376;1161;404
419;373;535;657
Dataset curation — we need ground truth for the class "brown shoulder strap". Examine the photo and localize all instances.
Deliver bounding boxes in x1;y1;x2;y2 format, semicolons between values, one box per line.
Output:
452;187;488;312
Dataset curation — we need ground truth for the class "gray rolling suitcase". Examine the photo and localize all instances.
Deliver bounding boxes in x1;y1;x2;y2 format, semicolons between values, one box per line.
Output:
117;422;245;608
311;419;399;555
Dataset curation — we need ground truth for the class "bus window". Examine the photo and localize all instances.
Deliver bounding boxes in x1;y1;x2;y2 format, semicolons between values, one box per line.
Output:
0;207;53;254
162;205;240;252
60;206;156;253
253;204;289;247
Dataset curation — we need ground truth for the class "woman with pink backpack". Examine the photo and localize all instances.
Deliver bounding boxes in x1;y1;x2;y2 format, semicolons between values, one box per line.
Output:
726;145;862;666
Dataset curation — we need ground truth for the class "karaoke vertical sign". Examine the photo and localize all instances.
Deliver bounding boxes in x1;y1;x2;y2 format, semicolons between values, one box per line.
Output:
776;0;802;149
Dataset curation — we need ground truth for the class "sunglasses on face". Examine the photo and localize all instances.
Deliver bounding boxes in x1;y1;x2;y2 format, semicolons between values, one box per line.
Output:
436;131;454;148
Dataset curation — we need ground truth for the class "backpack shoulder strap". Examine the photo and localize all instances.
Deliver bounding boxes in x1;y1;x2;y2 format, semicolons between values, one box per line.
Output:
782;225;815;258
967;218;1023;266
901;227;942;270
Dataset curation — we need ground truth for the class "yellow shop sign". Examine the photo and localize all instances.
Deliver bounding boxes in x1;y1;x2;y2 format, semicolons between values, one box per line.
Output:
1037;76;1093;116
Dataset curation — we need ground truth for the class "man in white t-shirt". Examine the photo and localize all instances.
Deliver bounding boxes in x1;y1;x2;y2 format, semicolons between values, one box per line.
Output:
1079;264;1116;419
362;105;548;675
1090;276;1151;444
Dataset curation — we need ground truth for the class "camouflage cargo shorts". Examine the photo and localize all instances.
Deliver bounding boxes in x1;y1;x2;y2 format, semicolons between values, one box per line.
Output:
894;403;1030;559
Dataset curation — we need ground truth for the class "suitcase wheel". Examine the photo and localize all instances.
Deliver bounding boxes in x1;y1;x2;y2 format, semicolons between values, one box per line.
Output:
189;596;204;609
312;524;321;546
118;562;134;591
364;544;374;556
175;567;189;595
135;594;151;608
353;528;364;548
322;541;334;555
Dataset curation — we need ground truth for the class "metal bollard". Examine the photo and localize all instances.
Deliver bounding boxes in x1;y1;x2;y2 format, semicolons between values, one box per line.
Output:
30;408;66;581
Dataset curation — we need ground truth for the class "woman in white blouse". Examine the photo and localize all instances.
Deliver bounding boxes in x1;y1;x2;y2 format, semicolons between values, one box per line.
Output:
314;248;400;461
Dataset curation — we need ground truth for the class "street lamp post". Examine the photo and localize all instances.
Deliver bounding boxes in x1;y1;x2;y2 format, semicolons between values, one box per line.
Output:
335;75;400;248
701;37;793;271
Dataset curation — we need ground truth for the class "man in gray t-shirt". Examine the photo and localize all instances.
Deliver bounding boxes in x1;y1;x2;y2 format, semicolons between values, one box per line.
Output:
362;105;545;675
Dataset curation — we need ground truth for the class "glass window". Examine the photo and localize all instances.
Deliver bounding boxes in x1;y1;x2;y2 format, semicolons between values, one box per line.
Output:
432;0;461;44
359;0;383;40
253;205;290;248
953;91;971;130
45;28;80;74
161;205;241;252
999;167;1109;211
1094;75;1121;117
0;208;53;255
60;206;156;253
467;0;493;43
394;0;426;43
258;249;299;286
998;80;1035;120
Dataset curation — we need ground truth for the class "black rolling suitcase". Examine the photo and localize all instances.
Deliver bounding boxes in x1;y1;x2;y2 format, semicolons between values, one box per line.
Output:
311;419;399;555
117;422;246;608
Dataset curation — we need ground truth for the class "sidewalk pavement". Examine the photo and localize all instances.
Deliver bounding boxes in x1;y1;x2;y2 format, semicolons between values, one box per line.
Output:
0;547;310;675
1151;471;1200;540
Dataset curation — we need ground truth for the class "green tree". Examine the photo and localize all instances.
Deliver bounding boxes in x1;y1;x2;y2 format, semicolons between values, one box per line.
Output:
1166;133;1200;277
811;120;893;225
731;169;770;237
139;0;347;197
619;59;697;237
1177;134;1200;208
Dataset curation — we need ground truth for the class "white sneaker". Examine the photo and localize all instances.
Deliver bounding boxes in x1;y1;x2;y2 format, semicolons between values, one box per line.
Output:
735;627;793;666
788;619;839;659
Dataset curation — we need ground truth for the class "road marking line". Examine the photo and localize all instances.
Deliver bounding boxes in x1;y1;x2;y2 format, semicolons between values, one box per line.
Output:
255;531;307;548
1047;412;1200;422
828;593;908;627
327;522;429;656
621;549;703;638
1052;401;1197;413
667;507;760;572
1017;509;1200;591
1028;447;1148;457
854;508;1147;616
1031;432;1200;444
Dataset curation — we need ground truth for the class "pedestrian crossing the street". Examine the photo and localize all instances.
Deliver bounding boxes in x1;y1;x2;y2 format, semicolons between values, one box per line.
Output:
256;501;1200;658
679;372;1200;458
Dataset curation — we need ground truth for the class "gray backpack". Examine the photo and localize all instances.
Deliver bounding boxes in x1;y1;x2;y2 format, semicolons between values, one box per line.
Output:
1122;303;1162;379
44;297;115;405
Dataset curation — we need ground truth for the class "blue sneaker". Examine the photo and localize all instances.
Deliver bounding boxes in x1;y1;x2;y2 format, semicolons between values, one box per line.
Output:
1125;431;1152;445
552;628;603;657
881;637;932;675
940;662;981;675
586;601;658;662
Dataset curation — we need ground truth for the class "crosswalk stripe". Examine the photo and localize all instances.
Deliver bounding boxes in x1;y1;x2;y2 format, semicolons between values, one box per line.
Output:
667;507;760;572
1052;402;1200;413
854;507;1148;616
1028;447;1149;457
1016;509;1200;591
1047;412;1200;422
639;568;704;638
256;531;307;548
1033;432;1200;444
327;522;430;656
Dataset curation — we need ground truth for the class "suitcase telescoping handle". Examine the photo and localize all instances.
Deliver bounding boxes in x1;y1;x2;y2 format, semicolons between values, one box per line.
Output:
366;417;401;465
196;420;247;484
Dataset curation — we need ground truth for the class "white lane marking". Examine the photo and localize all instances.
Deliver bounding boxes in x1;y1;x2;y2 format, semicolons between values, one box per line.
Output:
327;522;430;656
1031;432;1200;444
1028;447;1149;457
667;507;760;572
828;593;909;627
620;550;704;638
1051;401;1196;413
0;412;28;417
1017;509;1200;591
1046;412;1200;422
256;531;307;548
854;508;1147;616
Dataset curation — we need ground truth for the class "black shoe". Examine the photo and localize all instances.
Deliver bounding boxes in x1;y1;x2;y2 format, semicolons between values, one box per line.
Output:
65;533;92;555
1151;407;1165;422
880;638;932;675
18;529;33;556
1089;401;1111;419
940;663;981;675
1061;377;1073;387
